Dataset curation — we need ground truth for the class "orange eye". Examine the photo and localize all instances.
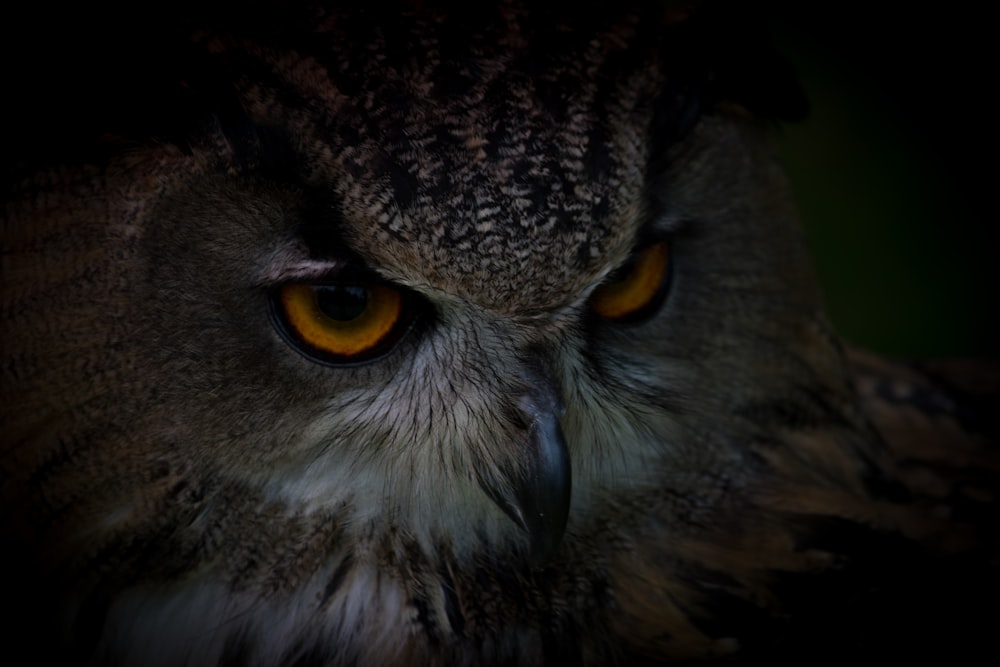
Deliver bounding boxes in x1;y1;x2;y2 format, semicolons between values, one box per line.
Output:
272;282;413;364
590;241;671;322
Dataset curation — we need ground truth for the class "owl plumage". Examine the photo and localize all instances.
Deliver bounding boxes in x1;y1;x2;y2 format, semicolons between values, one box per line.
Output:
2;2;997;665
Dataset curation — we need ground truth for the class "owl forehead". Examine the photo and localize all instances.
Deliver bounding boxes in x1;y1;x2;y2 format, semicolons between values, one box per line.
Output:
330;94;652;314
237;6;667;313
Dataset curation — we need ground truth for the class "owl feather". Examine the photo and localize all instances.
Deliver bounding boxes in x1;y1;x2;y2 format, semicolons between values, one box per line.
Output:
2;2;997;665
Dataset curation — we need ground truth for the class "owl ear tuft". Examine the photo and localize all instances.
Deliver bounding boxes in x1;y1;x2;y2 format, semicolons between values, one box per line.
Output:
660;1;809;123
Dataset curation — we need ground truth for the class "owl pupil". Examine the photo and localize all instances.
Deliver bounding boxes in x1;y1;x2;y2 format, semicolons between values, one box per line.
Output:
316;286;368;321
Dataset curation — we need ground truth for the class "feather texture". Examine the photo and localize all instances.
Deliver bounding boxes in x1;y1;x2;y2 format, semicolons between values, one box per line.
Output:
2;2;996;664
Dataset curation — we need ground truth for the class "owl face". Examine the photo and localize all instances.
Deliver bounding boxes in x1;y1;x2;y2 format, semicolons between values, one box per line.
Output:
1;3;850;664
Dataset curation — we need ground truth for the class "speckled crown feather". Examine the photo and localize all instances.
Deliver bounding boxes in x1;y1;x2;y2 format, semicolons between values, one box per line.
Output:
191;4;695;314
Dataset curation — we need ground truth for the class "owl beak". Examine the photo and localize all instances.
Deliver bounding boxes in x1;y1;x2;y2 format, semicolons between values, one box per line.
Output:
517;405;572;564
480;389;572;565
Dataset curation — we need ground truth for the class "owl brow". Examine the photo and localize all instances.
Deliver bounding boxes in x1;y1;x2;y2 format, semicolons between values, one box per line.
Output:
258;235;411;289
633;208;689;249
256;235;358;287
253;199;393;287
257;256;349;287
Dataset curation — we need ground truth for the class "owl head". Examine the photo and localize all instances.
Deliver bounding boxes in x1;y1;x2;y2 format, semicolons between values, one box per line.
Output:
2;3;875;664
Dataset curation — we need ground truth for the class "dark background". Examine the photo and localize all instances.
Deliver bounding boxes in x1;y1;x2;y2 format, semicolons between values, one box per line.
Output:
769;6;997;359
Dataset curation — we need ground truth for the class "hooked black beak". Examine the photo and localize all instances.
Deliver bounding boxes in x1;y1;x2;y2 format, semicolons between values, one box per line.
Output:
479;389;572;564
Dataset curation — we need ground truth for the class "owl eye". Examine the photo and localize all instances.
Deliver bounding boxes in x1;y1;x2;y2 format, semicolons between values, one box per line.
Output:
271;282;415;364
589;241;671;322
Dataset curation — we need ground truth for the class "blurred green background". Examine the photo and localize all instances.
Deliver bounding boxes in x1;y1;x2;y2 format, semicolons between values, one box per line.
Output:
768;7;997;360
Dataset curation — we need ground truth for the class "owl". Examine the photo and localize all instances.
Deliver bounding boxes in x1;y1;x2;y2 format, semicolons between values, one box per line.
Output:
2;2;997;665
